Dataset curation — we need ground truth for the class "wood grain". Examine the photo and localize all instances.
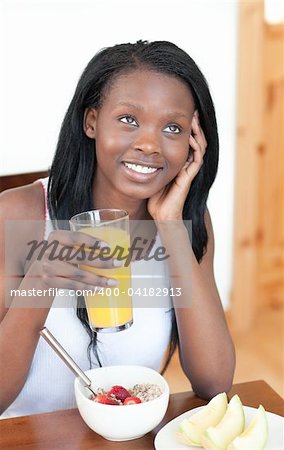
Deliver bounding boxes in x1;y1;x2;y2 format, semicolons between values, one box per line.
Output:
258;22;284;309
231;1;284;331
231;0;265;332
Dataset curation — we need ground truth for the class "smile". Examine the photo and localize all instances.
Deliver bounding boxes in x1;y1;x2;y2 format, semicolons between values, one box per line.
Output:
123;162;159;174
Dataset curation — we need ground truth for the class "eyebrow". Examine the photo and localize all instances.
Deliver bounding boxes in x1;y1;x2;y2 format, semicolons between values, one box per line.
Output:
115;102;190;120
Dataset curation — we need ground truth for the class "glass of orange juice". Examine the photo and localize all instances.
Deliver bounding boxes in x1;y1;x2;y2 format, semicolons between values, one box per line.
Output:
69;209;133;333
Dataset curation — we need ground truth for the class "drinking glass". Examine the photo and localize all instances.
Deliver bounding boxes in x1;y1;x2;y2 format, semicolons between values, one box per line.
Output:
70;209;133;333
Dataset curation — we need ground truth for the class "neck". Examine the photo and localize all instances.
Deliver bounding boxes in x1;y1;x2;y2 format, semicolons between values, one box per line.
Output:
92;177;151;221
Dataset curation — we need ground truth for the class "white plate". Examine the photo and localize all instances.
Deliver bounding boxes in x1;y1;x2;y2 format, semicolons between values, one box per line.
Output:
154;405;284;450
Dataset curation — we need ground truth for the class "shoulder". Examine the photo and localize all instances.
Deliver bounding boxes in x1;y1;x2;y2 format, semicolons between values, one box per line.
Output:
0;182;46;273
0;182;45;221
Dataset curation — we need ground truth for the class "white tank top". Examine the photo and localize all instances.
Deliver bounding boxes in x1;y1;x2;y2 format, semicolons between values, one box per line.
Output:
1;178;173;418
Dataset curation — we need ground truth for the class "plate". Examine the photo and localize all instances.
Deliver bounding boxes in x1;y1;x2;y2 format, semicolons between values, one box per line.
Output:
154;405;284;450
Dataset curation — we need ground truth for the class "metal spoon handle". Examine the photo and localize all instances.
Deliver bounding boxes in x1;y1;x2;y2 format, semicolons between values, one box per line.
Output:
40;327;94;392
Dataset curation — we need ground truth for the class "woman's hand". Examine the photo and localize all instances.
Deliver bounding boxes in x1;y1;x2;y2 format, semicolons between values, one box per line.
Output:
148;111;207;221
25;230;120;293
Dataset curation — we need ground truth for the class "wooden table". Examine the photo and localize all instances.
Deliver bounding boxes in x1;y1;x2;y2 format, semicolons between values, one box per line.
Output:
1;380;283;450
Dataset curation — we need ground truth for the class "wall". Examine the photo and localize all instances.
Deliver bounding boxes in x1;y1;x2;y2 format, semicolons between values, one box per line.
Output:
0;0;238;308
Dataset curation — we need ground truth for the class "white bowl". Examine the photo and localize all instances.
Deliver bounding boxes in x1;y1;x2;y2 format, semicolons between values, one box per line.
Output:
74;365;170;441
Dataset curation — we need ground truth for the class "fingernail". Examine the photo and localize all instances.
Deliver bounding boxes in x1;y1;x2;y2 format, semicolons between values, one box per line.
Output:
113;259;123;267
91;287;99;293
98;241;110;248
107;278;118;286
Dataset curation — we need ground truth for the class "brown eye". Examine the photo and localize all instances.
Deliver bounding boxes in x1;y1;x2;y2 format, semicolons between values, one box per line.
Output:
164;124;181;134
119;116;138;126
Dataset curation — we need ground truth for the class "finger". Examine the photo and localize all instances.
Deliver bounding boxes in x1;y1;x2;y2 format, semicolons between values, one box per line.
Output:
191;116;207;151
184;157;203;181
44;241;122;269
40;275;117;293
187;140;204;179
198;126;207;150
48;230;110;250
173;160;199;194
41;259;118;288
189;135;204;164
190;132;206;159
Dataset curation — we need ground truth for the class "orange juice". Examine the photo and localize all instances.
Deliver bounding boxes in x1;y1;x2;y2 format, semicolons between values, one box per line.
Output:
80;226;132;331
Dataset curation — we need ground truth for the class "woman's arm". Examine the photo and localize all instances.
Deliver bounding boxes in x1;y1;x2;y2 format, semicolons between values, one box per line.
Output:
0;184;122;413
156;210;235;399
0;185;53;413
148;112;235;399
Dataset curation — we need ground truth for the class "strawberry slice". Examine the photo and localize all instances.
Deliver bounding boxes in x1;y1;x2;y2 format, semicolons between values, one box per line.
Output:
94;394;120;405
123;396;142;405
107;385;130;402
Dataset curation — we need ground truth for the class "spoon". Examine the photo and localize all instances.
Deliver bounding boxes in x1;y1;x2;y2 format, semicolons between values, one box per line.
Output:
40;326;96;397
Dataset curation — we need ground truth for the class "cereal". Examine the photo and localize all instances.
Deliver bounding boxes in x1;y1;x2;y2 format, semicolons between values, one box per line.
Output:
91;383;162;405
129;383;162;402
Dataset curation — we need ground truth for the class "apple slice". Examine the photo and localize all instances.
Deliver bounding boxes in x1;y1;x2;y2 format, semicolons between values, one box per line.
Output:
227;405;268;450
202;394;245;450
177;392;228;446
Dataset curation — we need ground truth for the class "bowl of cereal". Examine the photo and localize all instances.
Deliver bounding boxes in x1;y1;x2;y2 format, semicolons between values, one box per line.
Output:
74;365;170;441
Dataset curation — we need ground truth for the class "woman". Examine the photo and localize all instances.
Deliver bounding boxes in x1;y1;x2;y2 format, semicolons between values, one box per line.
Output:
0;40;235;417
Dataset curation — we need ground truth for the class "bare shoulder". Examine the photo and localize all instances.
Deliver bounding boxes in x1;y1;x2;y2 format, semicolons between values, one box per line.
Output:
0;182;46;268
0;183;46;316
0;182;45;221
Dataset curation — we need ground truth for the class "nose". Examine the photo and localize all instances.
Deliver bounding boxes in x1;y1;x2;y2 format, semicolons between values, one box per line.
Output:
132;128;162;155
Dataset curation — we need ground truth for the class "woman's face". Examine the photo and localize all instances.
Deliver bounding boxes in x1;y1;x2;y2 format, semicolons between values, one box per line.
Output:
85;69;195;200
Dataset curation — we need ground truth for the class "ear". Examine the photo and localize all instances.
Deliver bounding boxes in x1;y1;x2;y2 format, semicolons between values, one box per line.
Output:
83;108;98;139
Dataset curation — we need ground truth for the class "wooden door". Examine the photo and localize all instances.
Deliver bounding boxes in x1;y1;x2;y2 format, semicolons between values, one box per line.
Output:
231;0;284;332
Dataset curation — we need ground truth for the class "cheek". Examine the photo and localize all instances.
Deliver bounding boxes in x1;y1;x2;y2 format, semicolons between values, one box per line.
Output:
96;130;130;156
164;141;189;170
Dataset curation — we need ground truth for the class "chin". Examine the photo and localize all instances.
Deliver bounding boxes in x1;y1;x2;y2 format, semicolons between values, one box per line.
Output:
121;186;159;200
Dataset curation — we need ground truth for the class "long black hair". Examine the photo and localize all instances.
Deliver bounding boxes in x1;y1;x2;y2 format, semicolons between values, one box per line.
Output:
48;40;219;373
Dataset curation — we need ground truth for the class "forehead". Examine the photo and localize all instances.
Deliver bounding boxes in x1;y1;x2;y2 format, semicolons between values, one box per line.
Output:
102;69;195;114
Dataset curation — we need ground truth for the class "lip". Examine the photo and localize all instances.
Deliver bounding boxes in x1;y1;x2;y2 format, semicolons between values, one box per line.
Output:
121;162;162;183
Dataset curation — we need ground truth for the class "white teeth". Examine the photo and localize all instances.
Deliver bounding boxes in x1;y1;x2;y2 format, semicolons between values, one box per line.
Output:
124;162;158;174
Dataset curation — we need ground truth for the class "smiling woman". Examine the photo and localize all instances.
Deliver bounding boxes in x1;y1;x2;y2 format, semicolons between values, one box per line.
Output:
84;70;195;203
0;40;235;418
